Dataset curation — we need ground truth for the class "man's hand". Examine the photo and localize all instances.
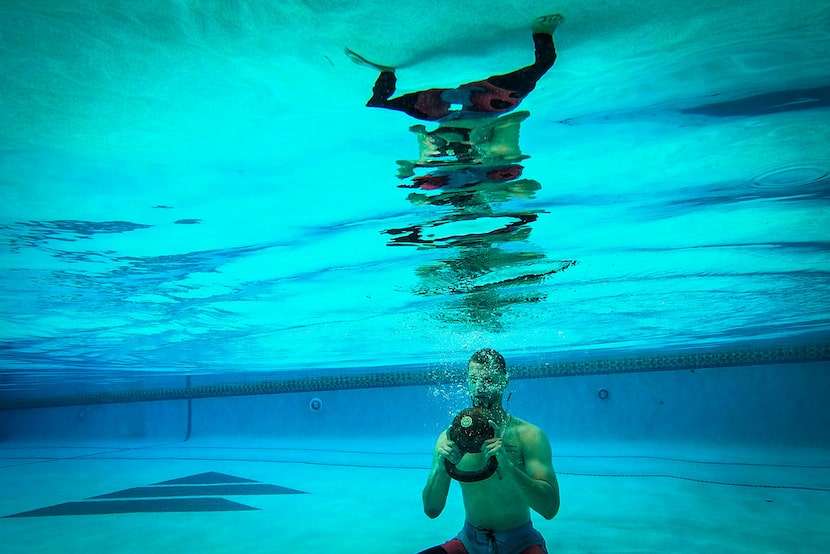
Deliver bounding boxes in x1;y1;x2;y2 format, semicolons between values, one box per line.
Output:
483;419;513;468
437;432;463;466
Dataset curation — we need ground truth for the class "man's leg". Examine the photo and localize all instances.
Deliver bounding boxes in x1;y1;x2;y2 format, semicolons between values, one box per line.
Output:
484;14;563;97
367;71;398;107
344;47;413;114
367;74;449;121
416;538;468;554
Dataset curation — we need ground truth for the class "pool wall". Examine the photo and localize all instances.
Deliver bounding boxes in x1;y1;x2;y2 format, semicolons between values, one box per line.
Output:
1;361;828;448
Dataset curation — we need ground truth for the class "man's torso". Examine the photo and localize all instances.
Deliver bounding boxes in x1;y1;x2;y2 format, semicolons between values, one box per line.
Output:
456;416;535;530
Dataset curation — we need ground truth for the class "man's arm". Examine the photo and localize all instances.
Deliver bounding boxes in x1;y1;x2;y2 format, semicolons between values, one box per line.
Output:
488;424;560;519
422;431;457;518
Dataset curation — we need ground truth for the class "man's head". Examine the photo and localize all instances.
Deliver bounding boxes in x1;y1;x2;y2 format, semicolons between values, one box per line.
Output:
467;348;508;410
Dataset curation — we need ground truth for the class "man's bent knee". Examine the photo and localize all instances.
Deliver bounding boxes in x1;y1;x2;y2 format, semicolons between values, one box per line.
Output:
417;538;468;554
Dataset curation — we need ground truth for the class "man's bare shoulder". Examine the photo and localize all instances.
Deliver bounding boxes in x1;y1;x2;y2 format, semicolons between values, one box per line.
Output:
510;416;550;446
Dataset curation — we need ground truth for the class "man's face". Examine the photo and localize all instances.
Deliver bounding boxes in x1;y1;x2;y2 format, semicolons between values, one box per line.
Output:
467;361;508;409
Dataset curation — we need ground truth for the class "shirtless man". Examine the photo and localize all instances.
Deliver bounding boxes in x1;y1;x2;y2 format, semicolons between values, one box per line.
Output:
418;348;560;554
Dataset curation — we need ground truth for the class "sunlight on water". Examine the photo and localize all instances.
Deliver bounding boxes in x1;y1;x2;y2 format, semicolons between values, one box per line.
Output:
1;0;829;382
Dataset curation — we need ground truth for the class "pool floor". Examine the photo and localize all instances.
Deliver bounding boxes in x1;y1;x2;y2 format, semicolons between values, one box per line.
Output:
1;438;828;553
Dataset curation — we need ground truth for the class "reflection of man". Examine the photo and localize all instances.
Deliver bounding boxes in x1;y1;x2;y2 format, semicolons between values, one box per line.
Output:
398;110;531;178
347;14;563;122
417;349;559;554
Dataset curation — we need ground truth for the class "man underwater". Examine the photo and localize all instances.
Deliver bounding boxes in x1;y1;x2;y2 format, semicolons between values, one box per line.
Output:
418;349;559;554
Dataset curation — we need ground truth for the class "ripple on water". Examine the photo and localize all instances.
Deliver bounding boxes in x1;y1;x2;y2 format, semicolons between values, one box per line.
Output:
752;164;830;189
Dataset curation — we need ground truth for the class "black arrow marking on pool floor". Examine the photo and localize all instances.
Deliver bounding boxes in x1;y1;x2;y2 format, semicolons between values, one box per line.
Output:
4;471;307;518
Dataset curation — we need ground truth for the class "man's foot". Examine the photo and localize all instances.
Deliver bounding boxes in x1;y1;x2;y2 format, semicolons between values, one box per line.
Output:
344;47;395;72
532;13;564;34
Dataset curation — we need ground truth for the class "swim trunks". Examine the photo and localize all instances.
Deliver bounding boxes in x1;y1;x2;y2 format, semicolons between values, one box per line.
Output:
439;520;548;554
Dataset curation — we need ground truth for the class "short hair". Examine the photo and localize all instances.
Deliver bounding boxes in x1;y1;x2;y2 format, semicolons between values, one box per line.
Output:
469;348;507;374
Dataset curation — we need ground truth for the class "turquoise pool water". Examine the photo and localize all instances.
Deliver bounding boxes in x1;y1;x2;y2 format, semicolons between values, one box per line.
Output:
1;2;829;552
1;0;828;380
2;365;830;553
